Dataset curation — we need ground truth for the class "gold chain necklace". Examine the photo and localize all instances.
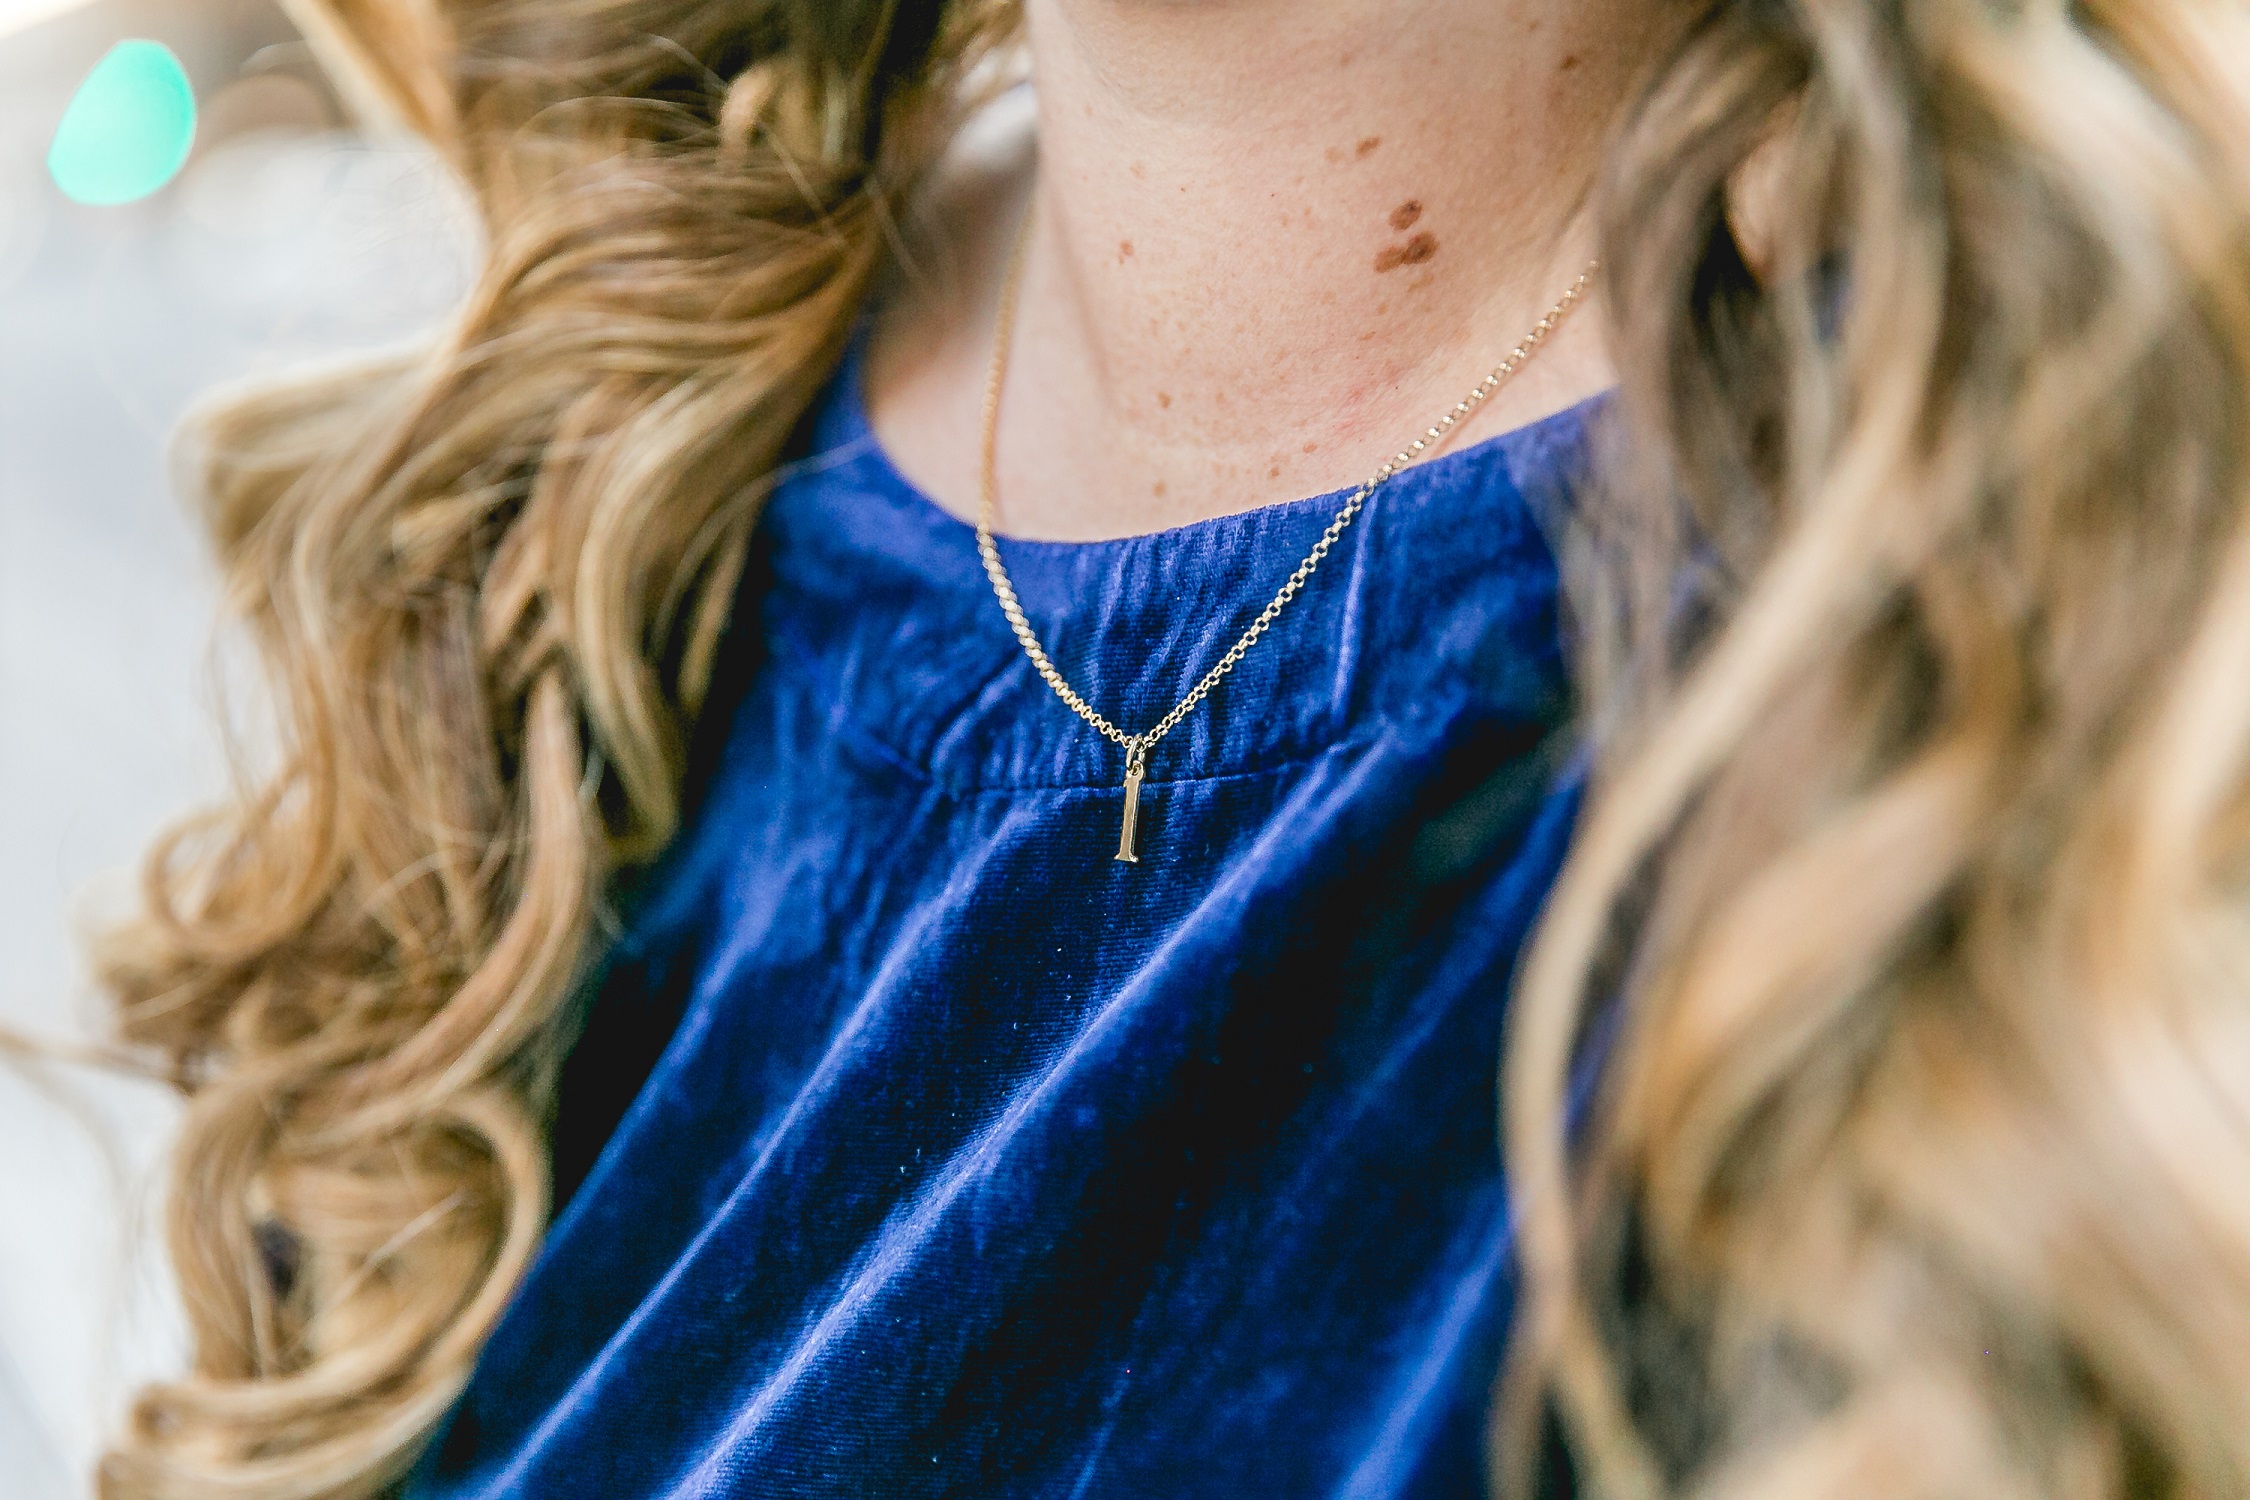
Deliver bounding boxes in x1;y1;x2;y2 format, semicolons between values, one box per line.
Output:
978;222;1597;865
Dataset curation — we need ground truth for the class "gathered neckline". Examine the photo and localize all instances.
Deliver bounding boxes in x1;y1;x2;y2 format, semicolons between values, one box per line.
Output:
745;340;1603;792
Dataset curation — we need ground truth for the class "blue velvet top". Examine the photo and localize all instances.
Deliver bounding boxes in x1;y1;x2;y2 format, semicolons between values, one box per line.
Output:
411;346;1598;1499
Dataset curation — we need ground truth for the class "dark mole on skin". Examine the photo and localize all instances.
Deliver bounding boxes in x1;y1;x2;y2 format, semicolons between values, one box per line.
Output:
1157;392;1173;408
1561;53;1581;71
1374;232;1439;274
1356;135;1382;157
1389;201;1423;232
1119;240;1134;261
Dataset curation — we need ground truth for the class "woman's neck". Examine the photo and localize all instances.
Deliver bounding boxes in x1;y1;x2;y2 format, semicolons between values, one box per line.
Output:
869;0;1658;540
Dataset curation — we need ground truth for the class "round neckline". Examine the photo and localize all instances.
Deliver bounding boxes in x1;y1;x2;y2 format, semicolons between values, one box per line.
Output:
835;332;1613;555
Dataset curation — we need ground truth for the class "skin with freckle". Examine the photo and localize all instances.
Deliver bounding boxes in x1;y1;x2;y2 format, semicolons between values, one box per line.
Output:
865;0;1631;543
1374;233;1439;273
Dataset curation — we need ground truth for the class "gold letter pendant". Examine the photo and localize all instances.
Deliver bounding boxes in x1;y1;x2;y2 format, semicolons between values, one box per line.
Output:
1115;741;1147;864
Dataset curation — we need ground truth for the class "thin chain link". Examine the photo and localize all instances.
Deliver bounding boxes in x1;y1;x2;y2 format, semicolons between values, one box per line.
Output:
977;216;1598;764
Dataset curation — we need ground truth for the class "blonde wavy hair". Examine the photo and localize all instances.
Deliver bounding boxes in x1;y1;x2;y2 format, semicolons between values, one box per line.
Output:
93;0;2250;1496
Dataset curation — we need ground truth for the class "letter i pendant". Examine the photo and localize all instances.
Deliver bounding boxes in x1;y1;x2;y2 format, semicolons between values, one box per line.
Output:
1115;740;1147;864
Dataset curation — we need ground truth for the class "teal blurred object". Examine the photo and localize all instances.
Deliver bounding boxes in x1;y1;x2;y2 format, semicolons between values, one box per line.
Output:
48;40;197;207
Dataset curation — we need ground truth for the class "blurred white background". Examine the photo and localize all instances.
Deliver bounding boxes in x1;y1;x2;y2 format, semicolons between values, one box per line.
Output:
0;1;475;1489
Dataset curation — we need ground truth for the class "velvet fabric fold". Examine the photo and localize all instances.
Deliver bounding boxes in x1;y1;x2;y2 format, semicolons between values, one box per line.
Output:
410;347;1599;1499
